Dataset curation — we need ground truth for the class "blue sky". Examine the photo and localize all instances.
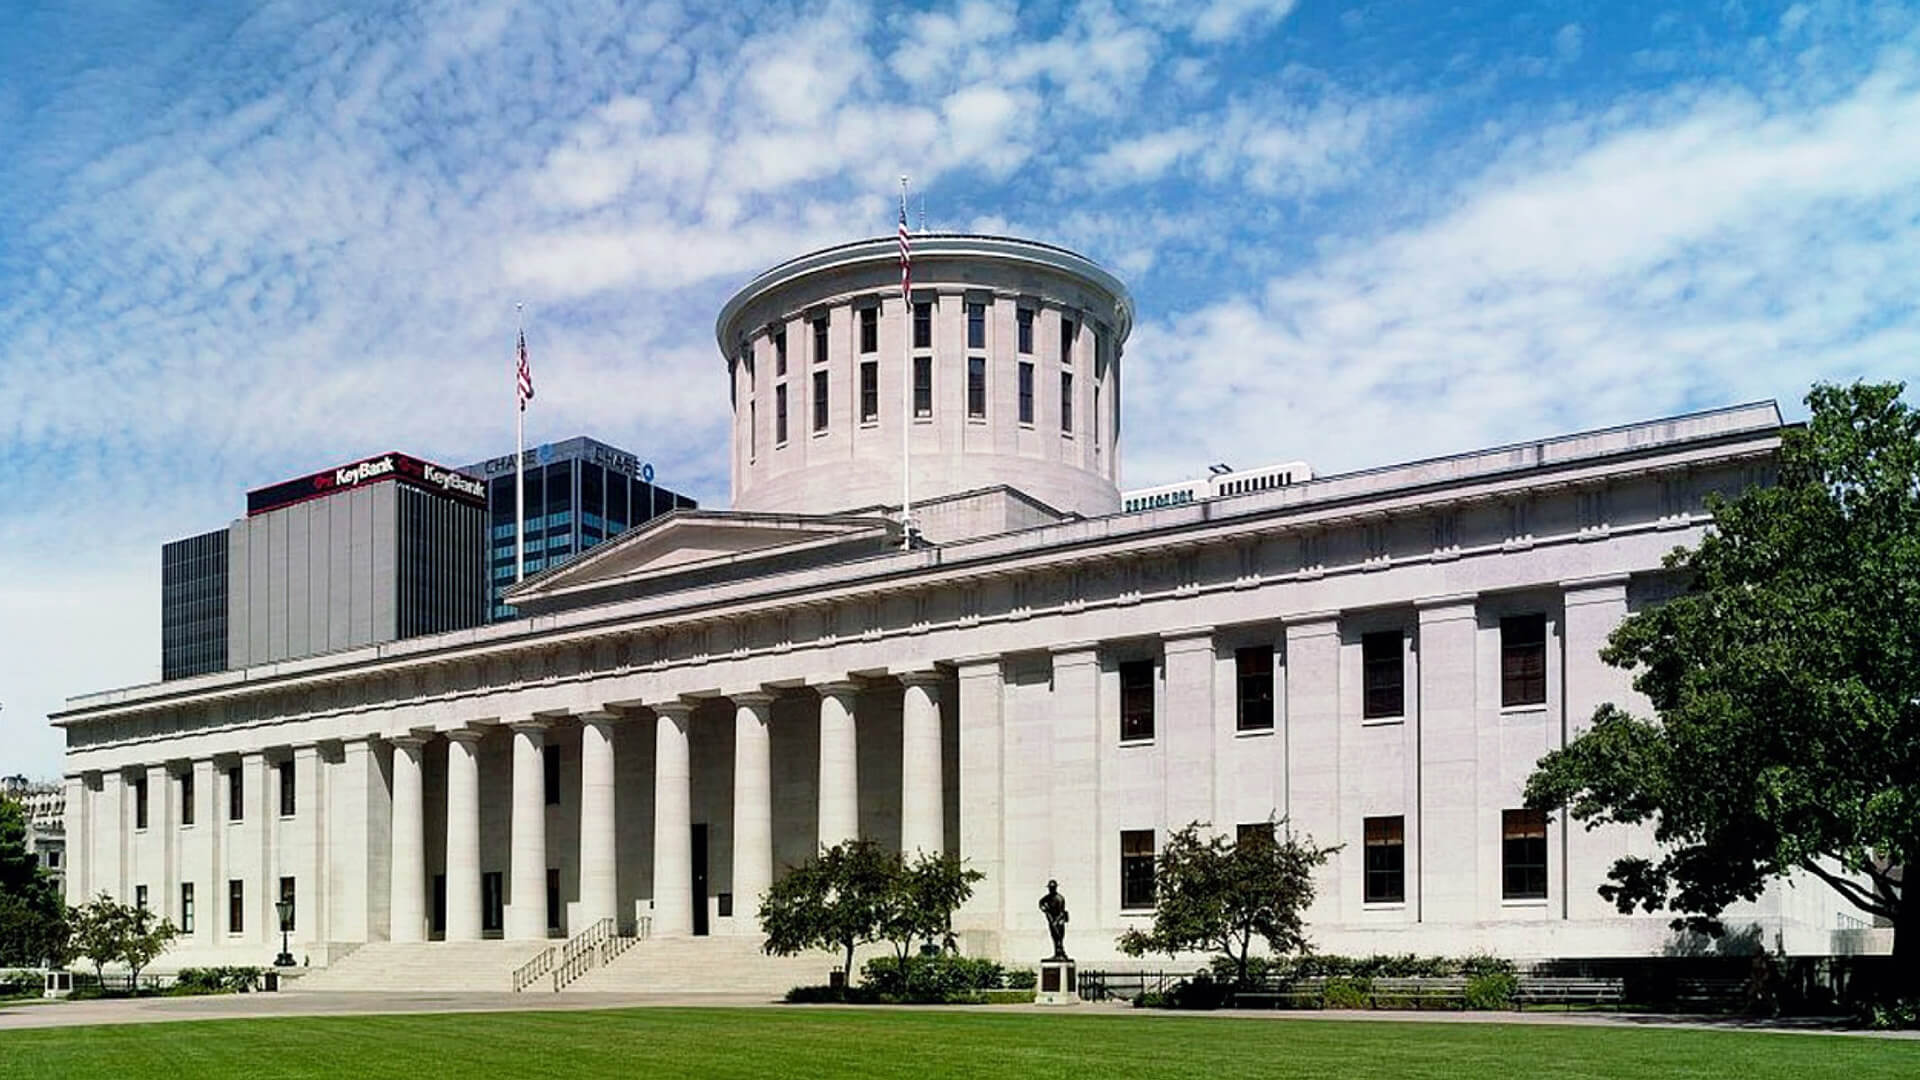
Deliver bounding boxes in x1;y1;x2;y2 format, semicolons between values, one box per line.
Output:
3;0;1916;777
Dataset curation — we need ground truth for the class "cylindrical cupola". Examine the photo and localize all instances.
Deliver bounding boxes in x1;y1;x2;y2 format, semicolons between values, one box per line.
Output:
714;234;1133;518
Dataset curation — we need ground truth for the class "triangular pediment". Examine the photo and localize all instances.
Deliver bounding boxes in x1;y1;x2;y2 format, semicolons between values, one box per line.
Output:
503;509;900;610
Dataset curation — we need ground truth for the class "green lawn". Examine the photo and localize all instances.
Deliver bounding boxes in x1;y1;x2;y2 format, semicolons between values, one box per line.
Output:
0;1007;1913;1079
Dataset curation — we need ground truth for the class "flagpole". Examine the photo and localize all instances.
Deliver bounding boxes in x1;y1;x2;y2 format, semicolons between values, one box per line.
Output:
515;303;526;585
899;175;913;551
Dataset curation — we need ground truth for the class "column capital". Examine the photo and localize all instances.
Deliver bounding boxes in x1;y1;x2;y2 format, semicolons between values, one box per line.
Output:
951;654;1003;675
810;679;863;698
444;727;487;744
1561;574;1630;605
577;709;624;725
1415;592;1478;616
651;700;696;721
507;716;551;735
729;691;778;708
1050;643;1100;668
1160;626;1214;653
389;734;430;752
894;669;944;689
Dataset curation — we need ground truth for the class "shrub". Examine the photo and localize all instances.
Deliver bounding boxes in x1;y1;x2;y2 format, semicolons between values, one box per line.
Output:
1322;977;1372;1010
1464;973;1519;1011
1133;990;1167;1009
1003;968;1037;990
978;989;1037;1005
170;967;263;995
784;983;884;1004
1865;999;1920;1031
861;955;1005;1000
1460;954;1516;978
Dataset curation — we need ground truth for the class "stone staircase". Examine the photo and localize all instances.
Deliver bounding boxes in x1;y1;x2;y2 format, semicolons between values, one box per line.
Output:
286;940;541;993
559;934;845;996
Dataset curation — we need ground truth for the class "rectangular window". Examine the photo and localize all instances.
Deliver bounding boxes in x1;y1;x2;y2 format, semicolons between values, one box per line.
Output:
1094;384;1101;451
913;301;933;350
135;884;148;910
1502;808;1549;899
1501;614;1548;707
966;301;986;349
543;745;561;806
228;879;244;934
1121;830;1156;909
1365;816;1406;903
1017;308;1034;354
773;327;787;376
859;306;878;353
1060;317;1076;363
748;400;757;458
228;767;243;822
134;776;149;830
181;883;195;933
1060;371;1074;433
967;356;986;418
813;369;829;432
1362;631;1405;720
1236;822;1271;848
278;760;295;817
547;867;562;931
1119;658;1155;741
280;876;296;932
775;383;789;444
482;872;505;932
180;771;195;826
913;355;933;418
1017;362;1034;424
812;315;829;364
1235;646;1275;731
860;361;879;422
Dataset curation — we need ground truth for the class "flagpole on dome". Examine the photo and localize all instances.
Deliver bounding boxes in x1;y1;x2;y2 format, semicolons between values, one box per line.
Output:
514;303;534;585
898;174;913;551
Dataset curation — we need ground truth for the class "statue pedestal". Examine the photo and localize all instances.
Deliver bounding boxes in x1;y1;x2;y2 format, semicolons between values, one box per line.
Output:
1036;959;1078;1006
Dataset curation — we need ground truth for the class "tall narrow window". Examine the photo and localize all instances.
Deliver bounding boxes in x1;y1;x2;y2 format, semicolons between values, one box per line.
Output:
228;767;243;822
967;357;986;418
812;315;829;364
1093;384;1101;450
546;867;562;931
813;369;829;432
482;872;504;932
1060;317;1076;363
228;879;244;934
134;776;149;830
543;745;561;806
1060;372;1074;433
1365;816;1406;903
180;771;195;826
1235;646;1274;731
913;301;933;350
278;760;295;817
1018;362;1035;424
913;355;933;418
775;383;789;444
966;301;986;349
280;876;296;932
135;884;148;910
860;361;879;422
1017;308;1034;354
1362;631;1404;720
859;306;878;353
749;400;757;458
1121;830;1156;909
1501;614;1548;707
181;883;195;933
773;327;787;376
1502;809;1549;899
1119;658;1155;741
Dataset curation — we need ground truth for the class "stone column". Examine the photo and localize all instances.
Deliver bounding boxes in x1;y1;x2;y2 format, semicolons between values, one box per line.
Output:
388;736;427;943
1160;629;1216;830
899;672;945;857
578;712;621;930
442;730;484;941
62;776;88;906
651;702;694;938
731;693;775;934
1561;576;1633;921
816;682;862;848
954;658;1004;931
507;719;550;941
1415;596;1479;924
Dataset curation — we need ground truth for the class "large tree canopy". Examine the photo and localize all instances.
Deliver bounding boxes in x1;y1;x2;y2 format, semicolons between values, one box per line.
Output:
0;797;69;967
1526;382;1917;987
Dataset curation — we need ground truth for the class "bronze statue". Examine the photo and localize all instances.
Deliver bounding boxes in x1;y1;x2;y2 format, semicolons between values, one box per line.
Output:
1039;879;1070;961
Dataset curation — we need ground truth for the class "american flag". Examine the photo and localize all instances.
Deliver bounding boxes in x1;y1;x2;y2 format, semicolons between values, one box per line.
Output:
516;329;534;410
897;206;912;301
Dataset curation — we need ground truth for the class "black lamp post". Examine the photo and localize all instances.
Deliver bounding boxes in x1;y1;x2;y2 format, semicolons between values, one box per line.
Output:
273;899;295;968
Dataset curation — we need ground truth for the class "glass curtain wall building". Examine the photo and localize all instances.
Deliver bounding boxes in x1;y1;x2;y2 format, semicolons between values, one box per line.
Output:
460;437;696;622
161;529;230;680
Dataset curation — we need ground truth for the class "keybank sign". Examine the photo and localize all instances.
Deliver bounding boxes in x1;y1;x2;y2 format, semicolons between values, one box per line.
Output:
248;452;489;516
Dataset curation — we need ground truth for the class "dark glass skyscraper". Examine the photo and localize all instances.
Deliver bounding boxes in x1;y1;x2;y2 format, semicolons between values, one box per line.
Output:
459;437;695;622
161;530;229;680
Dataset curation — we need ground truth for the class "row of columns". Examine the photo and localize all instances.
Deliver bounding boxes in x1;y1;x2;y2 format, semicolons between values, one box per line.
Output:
386;673;946;943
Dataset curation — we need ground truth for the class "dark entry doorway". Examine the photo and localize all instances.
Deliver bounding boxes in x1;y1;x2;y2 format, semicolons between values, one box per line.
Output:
691;823;709;937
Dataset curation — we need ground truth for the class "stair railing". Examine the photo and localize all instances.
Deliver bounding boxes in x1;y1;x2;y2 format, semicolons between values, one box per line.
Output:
550;915;650;992
511;946;556;992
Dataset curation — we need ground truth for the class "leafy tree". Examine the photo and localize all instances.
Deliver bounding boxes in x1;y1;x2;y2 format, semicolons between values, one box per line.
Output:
876;853;984;977
1117;819;1338;986
760;840;899;978
1526;382;1918;992
70;894;124;986
0;798;70;966
120;905;178;989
